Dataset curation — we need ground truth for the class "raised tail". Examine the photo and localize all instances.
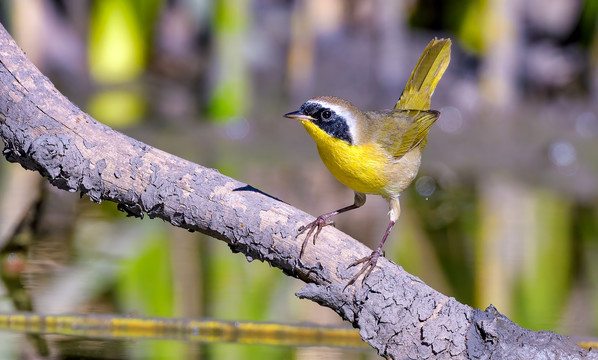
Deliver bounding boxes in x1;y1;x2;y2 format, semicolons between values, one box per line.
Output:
395;38;451;111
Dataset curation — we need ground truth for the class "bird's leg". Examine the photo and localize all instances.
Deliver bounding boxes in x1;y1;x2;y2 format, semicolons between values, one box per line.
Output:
346;197;400;287
298;192;366;257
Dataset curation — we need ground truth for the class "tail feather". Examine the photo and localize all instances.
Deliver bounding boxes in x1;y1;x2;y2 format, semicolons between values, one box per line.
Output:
395;38;451;111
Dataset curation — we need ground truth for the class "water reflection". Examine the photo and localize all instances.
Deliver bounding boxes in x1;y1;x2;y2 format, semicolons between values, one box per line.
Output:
0;312;373;358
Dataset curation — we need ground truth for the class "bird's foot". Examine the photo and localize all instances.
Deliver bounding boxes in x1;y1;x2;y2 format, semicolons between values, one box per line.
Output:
297;215;335;257
345;249;384;289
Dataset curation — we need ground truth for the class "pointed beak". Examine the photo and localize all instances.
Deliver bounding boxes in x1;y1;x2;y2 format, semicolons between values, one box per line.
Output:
284;110;314;122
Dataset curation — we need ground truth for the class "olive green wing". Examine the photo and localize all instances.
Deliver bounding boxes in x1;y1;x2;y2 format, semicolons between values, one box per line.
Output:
378;110;440;159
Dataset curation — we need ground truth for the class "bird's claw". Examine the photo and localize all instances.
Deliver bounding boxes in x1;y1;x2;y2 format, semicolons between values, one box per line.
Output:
344;249;384;290
297;216;334;257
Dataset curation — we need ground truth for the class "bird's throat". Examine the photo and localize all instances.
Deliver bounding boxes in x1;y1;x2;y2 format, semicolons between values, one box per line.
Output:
300;121;389;195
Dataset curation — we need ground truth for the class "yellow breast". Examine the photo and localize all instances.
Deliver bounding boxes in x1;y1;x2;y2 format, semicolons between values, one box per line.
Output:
301;121;389;195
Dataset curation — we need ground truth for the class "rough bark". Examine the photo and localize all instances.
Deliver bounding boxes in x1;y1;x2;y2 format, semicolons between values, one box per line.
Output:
0;23;594;359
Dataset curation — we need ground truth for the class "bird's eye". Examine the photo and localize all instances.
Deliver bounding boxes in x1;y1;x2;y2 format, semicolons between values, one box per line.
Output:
321;110;332;120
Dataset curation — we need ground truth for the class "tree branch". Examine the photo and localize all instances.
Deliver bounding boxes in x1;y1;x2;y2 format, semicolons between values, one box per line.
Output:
0;23;594;359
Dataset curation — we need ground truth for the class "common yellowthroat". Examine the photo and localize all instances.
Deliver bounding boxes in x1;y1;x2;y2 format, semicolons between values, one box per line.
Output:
285;38;451;286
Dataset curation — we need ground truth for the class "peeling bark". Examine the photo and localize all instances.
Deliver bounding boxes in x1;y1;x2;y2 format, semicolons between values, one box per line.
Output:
0;23;594;359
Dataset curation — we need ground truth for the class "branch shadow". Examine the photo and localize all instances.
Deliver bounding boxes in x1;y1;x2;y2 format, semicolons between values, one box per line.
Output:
233;184;287;204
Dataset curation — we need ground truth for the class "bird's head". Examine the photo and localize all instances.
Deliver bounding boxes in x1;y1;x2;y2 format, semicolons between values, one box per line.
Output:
284;96;364;145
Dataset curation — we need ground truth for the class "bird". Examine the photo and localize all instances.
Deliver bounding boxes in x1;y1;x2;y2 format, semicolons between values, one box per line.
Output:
284;38;451;286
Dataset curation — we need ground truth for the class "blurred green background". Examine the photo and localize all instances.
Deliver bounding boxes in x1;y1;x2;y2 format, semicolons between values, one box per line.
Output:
1;0;598;358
